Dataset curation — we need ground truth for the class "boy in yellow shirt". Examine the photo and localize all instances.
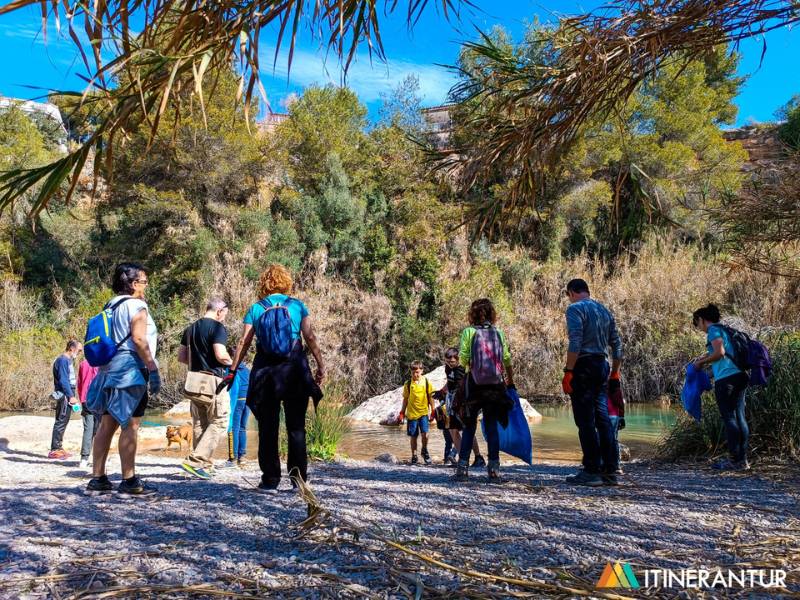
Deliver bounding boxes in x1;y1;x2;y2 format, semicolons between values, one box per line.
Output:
398;361;436;465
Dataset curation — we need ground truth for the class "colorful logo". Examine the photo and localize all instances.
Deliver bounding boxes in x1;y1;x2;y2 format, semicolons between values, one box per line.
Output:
597;562;641;589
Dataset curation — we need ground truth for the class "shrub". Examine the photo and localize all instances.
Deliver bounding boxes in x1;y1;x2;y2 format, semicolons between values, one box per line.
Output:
657;332;800;460
306;383;351;461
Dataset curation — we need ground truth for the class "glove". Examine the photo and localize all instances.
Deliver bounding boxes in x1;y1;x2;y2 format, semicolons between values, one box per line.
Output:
609;370;621;381
618;417;626;431
397;411;404;424
216;372;236;394
148;370;162;396
561;371;573;394
429;411;436;422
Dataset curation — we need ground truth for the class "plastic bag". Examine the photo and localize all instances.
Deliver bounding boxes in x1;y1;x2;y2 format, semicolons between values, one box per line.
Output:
481;386;533;464
681;363;712;422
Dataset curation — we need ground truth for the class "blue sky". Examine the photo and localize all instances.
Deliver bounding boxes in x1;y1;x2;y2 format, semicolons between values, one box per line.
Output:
0;1;798;125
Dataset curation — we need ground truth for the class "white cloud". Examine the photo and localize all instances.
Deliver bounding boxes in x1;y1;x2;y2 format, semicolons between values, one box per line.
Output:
259;45;456;106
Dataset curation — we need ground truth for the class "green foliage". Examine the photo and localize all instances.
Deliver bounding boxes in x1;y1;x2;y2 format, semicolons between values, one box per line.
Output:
659;333;800;460
778;94;800;149
276;85;371;194
306;386;351;461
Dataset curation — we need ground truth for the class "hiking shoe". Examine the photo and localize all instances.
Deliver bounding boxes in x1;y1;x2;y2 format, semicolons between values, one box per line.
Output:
602;473;619;486
257;480;279;493
446;449;458;466
452;462;469;482
85;475;113;496
79;459;90;469
48;449;70;459
237;458;247;468
411;454;418;465
117;476;157;497
180;463;212;480
471;455;486;468
487;460;501;484
421;448;432;465
565;470;603;487
220;460;238;469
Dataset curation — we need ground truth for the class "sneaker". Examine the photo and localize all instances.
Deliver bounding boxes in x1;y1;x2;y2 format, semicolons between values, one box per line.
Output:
565;470;604;487
446;449;458;466
602;473;619;486
220;460;238;469
471;455;486;468
85;475;113;496
487;459;501;484
452;462;469;482
237;458;247;468
257;480;279;493
117;476;157;497
411;454;418;465
421;448;432;465
79;459;89;469
48;449;70;459
180;462;212;480
711;458;738;471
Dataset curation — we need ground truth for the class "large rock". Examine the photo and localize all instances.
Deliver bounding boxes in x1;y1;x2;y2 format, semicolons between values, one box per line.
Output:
165;400;191;416
348;366;542;424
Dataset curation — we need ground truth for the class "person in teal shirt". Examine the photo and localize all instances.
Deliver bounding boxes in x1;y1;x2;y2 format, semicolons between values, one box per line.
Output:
693;303;750;471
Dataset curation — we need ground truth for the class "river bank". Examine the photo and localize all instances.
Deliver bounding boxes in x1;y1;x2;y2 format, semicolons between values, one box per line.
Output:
1;418;798;598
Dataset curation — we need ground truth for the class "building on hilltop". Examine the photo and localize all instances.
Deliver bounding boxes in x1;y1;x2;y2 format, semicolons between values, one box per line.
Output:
422;104;454;151
257;111;289;134
0;96;68;153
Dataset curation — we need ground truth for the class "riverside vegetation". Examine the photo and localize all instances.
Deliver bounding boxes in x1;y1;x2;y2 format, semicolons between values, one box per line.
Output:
1;24;799;463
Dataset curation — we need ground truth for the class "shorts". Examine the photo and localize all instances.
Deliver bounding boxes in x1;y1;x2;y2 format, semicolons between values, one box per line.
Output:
103;369;149;419
406;415;430;437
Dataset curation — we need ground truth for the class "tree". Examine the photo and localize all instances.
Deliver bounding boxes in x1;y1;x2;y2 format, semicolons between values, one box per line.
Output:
778;94;800;150
378;74;424;133
0;0;462;215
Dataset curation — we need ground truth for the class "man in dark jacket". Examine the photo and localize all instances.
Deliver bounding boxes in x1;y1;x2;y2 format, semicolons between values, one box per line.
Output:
48;340;83;459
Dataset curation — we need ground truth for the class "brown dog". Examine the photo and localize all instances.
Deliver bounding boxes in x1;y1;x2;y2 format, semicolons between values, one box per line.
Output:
166;424;193;451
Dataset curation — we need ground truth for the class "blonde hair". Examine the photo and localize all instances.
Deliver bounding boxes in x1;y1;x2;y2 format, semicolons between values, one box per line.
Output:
257;264;293;297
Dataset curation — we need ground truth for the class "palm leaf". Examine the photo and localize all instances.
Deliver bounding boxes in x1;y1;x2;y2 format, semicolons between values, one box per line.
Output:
0;0;464;215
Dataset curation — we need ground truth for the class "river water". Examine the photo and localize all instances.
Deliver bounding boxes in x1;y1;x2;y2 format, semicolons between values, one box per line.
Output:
145;402;677;464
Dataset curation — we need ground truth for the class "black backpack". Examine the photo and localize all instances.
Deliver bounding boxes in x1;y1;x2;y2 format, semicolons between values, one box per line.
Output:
719;325;752;372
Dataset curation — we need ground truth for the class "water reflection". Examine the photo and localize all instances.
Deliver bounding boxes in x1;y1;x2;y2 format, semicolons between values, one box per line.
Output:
145;402;678;464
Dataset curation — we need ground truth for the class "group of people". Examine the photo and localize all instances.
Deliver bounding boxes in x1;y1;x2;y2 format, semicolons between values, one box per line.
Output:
47;261;752;496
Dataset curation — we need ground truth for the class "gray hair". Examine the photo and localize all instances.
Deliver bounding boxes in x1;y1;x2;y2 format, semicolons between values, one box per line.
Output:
205;297;227;312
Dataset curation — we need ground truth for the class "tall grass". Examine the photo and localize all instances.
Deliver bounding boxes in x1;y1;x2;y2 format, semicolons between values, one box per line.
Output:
658;332;800;460
277;382;351;461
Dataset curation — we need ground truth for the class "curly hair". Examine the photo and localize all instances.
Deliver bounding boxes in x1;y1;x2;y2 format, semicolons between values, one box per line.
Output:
468;298;497;326
257;264;293;297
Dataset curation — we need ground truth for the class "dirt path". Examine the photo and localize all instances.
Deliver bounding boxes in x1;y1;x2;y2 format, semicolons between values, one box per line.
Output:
0;416;798;598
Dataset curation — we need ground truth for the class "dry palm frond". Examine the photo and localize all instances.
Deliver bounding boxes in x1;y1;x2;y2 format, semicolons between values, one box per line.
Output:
434;0;800;234
714;154;800;277
0;0;464;216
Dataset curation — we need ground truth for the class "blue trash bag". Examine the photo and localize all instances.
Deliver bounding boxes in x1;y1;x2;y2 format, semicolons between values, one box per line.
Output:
481;386;533;465
681;363;712;422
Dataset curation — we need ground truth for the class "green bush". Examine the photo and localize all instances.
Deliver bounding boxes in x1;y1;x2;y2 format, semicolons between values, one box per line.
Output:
658;332;800;460
306;401;350;461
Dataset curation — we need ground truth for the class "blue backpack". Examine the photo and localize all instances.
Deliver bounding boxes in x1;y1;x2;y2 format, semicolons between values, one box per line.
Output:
83;298;133;367
254;297;295;360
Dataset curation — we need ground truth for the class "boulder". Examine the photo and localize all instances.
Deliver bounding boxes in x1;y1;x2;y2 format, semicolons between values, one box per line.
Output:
165;400;191;416
348;366;542;424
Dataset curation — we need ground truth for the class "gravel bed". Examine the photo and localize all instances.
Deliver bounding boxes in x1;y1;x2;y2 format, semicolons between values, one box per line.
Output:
0;443;798;598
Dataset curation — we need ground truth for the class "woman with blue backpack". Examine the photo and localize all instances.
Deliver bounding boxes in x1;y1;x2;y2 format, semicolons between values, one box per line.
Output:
84;263;161;497
453;298;515;483
229;264;325;492
692;304;751;471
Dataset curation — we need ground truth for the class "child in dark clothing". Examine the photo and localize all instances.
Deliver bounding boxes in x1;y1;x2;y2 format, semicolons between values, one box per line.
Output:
438;347;484;466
